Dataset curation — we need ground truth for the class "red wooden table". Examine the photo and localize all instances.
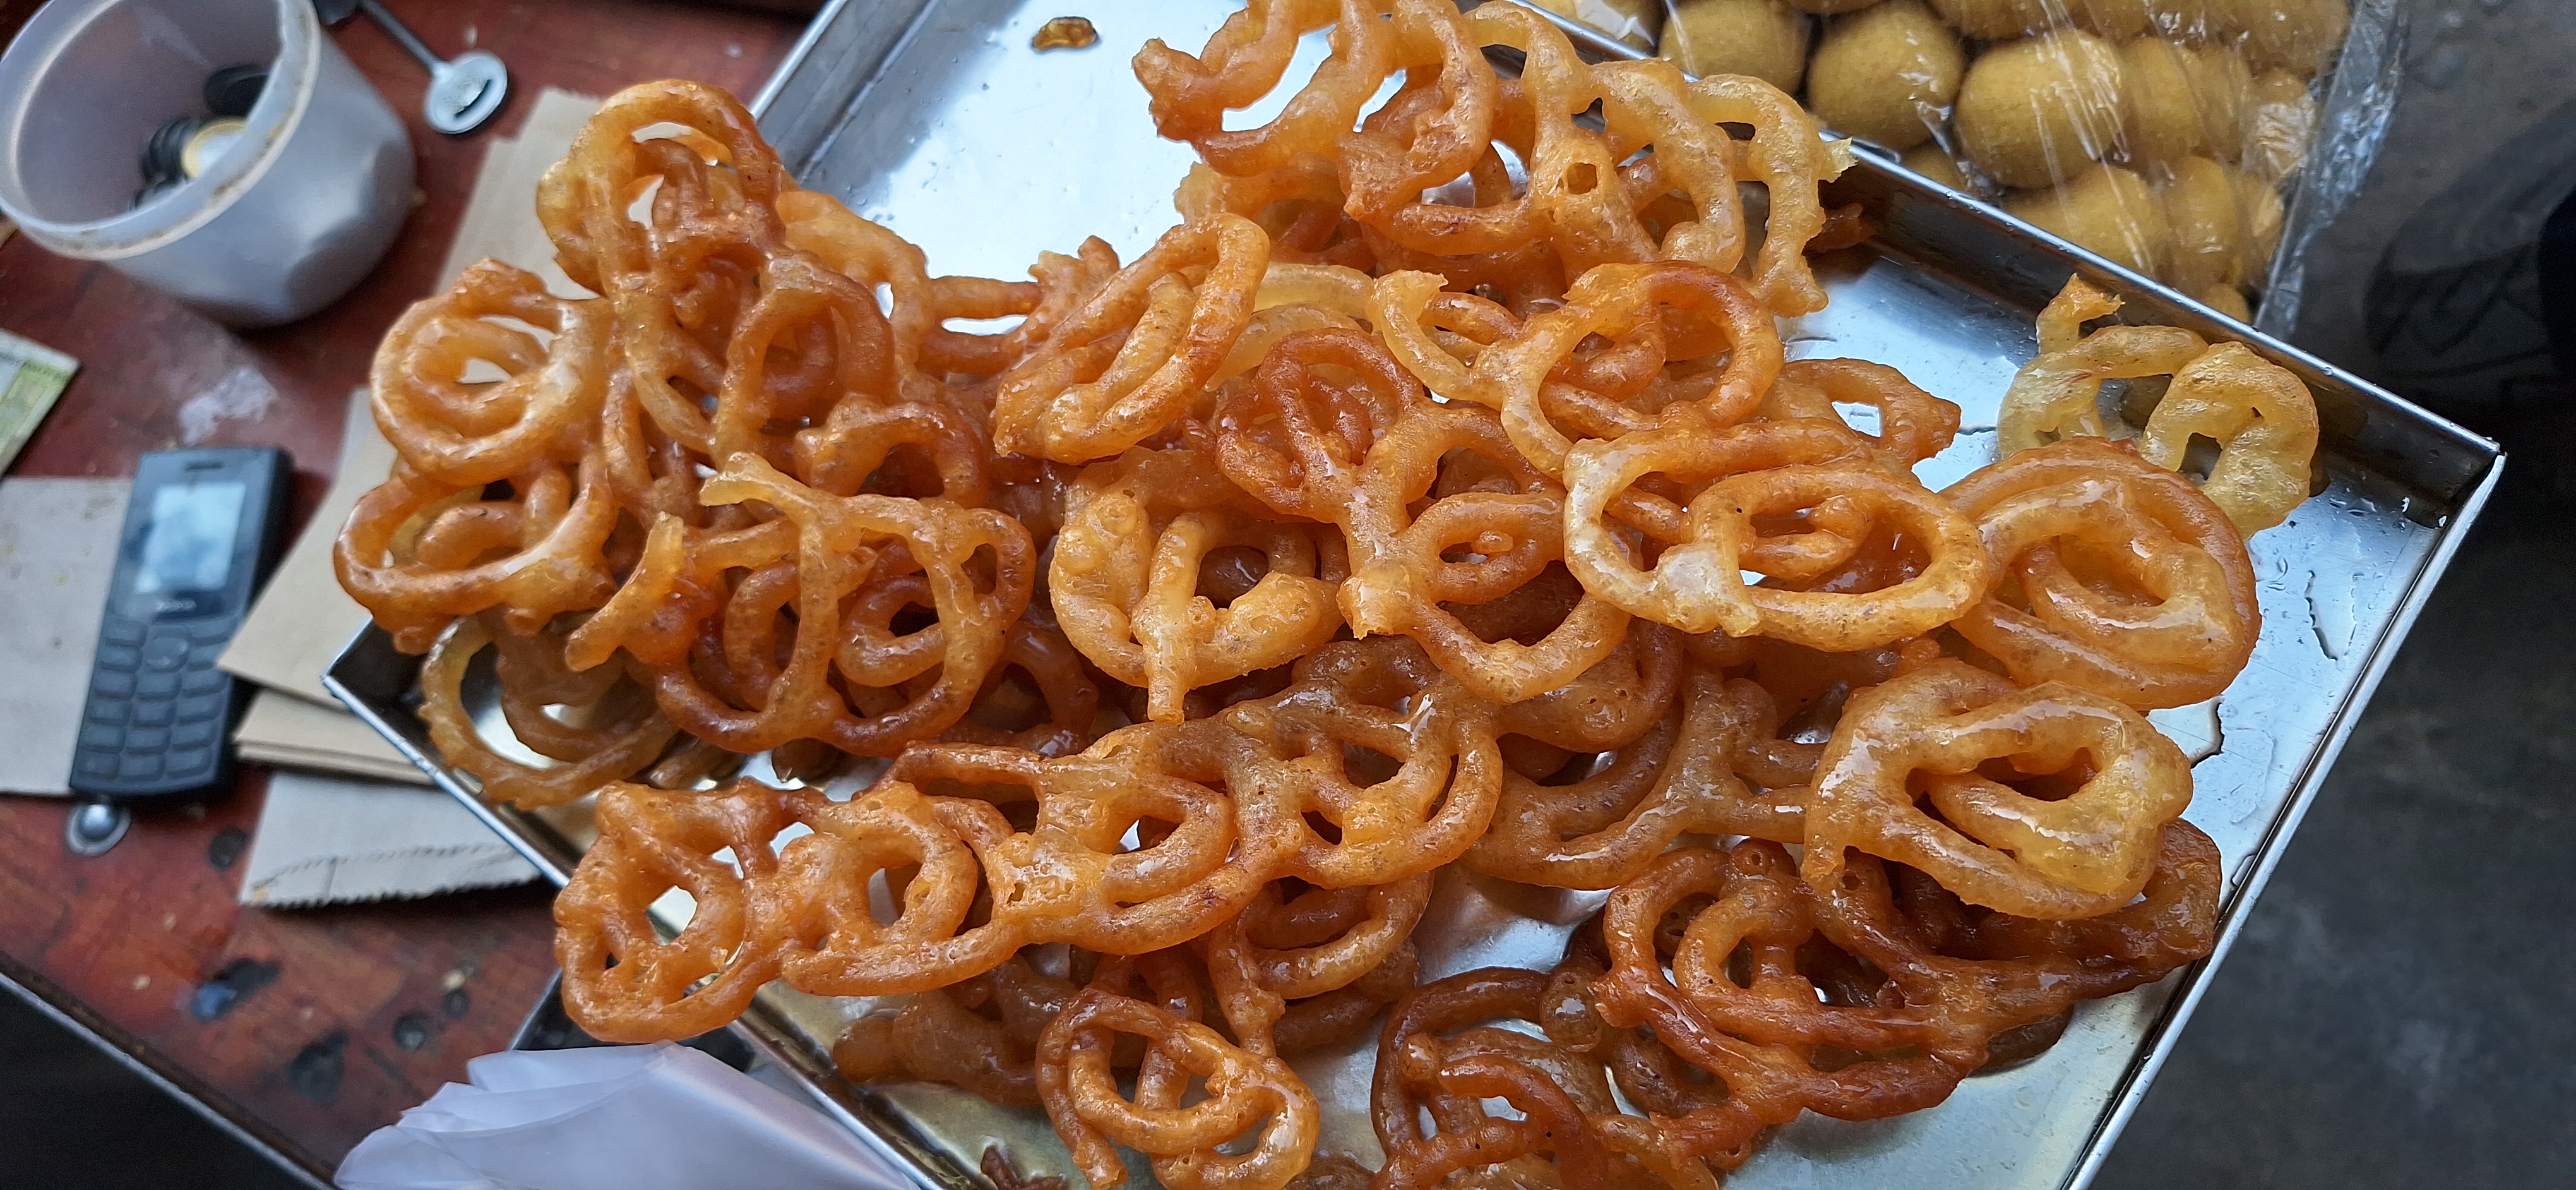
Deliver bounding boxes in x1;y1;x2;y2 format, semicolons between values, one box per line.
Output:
0;1;804;1178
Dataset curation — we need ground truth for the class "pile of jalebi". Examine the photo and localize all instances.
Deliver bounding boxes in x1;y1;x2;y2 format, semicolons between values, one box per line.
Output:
336;3;2326;1185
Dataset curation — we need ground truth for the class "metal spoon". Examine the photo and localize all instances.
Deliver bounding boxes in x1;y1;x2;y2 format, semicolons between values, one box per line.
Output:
315;0;508;135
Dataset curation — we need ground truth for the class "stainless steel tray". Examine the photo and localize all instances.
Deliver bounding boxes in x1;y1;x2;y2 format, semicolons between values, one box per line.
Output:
329;3;2503;1187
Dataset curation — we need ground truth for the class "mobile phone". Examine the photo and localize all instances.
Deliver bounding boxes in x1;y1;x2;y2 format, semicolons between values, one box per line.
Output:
68;447;291;802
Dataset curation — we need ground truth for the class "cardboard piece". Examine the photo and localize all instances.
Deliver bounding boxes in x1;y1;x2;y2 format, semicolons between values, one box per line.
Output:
238;771;537;906
218;387;395;704
437;88;604;298
0;478;129;795
233;688;429;786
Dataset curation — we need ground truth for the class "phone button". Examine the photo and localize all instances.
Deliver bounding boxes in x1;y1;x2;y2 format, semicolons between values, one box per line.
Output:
177;693;225;722
172;720;219;748
92;671;136;698
182;668;228;696
76;751;119;778
78;723;124;749
95;644;142;671
128;727;169;752
166;747;213;776
100;618;147;647
117;755;162;781
143;636;189;671
137;672;179;698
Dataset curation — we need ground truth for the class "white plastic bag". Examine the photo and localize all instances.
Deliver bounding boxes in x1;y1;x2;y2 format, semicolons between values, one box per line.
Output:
335;1043;914;1190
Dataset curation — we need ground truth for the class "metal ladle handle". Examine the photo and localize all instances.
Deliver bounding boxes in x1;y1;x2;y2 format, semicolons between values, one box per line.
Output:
314;0;508;135
356;0;444;75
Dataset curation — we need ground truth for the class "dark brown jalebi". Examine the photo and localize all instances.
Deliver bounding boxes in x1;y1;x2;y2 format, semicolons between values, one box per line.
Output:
1372;963;1732;1190
1202;872;1428;1056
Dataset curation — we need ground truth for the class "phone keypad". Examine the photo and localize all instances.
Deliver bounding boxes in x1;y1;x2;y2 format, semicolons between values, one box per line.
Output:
73;615;234;788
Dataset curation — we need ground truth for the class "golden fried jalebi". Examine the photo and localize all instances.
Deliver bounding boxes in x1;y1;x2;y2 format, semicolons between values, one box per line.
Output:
1214;326;1424;521
991;215;1271;462
1800;659;2195;918
1050;447;1344;723
1039;984;1320;1190
1563;418;1992;649
2137;342;2321;533
1758;358;1964;468
1470;666;1809;889
556;777;809;1042
1996;315;2209;455
1483;261;1787;478
369;260;609;488
647;455;1033;755
1135;0;1393;179
1946;437;2260;708
342;4;2339;1175
1339;401;1633;702
2001;278;2323;532
1225;638;1503;886
335;450;622;653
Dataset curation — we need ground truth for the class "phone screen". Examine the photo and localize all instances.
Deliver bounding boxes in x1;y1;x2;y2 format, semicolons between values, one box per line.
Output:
132;481;246;596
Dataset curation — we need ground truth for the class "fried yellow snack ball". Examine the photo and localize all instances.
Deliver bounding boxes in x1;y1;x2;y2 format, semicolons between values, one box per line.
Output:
1807;0;1965;152
1927;0;2051;40
2005;162;2171;276
2234;167;2284;286
2144;0;2234;40
2240;0;2348;76
1900;142;1976;193
1926;0;2144;40
1787;0;1884;14
1955;29;2128;189
1661;0;1812;93
2176;39;2253;164
2240;68;2317;184
2157;155;2243;294
2116;38;2205;164
2073;0;2153;39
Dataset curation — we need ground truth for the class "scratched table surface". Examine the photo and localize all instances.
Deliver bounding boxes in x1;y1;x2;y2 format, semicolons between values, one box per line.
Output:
0;1;804;1177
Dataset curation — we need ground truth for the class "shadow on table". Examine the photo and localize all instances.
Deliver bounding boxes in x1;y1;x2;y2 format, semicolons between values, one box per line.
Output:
0;986;310;1189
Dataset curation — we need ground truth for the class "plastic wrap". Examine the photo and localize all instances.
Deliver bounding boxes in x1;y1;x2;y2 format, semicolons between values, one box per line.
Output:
333;1043;912;1190
1525;0;1666;49
1640;0;2401;330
